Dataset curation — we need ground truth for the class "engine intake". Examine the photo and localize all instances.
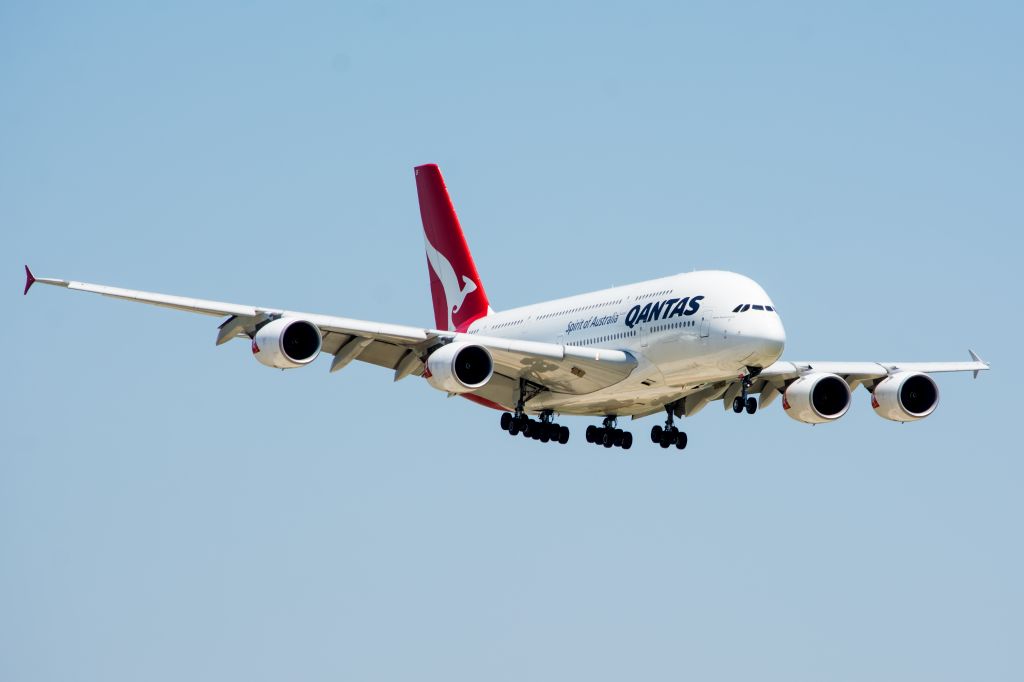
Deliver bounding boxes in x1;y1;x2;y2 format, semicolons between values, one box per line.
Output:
871;371;939;422
252;318;322;369
783;372;851;424
425;342;493;393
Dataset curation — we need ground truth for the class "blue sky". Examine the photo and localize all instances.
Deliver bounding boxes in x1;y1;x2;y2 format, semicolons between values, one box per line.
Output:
3;1;1021;680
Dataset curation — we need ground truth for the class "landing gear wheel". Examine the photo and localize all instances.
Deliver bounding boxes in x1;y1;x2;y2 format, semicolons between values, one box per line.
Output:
602;430;614;448
660;432;672;448
621;432;633;450
613;429;624;447
651;425;663;443
733;397;744;413
675;432;688;450
500;412;512;431
558;425;570;444
745;397;757;414
508;421;520;436
586;425;597;443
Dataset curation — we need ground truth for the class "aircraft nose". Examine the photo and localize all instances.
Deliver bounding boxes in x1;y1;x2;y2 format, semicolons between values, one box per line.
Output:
743;313;786;366
759;314;786;363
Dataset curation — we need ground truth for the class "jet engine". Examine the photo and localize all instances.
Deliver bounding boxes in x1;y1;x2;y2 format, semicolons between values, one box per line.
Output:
424;342;493;393
871;371;939;422
783;372;851;424
252;318;322;369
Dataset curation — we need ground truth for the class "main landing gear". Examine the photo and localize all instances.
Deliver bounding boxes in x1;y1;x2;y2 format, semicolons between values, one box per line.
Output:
585;416;633;449
500;410;570;445
650;404;687;449
732;371;759;415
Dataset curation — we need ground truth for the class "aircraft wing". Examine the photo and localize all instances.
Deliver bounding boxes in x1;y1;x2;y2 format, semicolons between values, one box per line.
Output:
665;355;990;418
729;355;990;411
24;268;636;398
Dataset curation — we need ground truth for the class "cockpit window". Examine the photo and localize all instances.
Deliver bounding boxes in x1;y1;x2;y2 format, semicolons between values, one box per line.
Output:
735;303;777;312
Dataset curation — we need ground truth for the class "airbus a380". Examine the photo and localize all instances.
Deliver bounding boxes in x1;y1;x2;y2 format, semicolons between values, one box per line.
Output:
25;164;989;450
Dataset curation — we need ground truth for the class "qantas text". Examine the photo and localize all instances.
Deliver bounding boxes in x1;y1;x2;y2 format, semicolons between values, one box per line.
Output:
624;296;704;328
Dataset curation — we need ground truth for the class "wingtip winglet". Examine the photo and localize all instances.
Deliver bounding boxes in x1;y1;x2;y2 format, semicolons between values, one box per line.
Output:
23;265;36;296
969;349;987;379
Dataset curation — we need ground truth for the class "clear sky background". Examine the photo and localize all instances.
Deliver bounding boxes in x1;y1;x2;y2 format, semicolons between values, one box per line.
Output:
2;1;1021;680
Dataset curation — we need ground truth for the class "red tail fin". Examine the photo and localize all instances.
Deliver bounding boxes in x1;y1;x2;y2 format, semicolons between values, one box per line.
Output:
415;164;491;332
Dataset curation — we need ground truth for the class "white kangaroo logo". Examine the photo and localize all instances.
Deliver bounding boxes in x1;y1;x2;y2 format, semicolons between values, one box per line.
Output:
424;237;478;330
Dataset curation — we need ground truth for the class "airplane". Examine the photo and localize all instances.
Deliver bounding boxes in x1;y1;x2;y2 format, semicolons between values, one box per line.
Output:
24;163;989;450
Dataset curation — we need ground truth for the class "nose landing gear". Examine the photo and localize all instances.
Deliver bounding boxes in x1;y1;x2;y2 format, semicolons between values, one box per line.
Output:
732;370;760;414
732;396;757;414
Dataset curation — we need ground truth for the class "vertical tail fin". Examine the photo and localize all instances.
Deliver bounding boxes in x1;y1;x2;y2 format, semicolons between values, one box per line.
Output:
415;164;491;331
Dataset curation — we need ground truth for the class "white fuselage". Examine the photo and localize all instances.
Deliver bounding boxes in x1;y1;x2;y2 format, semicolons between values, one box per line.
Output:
465;270;787;416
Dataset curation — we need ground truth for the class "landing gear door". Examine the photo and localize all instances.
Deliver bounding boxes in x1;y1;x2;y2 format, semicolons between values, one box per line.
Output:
699;310;713;338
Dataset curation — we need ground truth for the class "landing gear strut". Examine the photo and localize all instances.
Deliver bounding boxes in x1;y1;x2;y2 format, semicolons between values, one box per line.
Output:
585;416;632;450
650;403;687;449
732;370;759;415
500;406;569;445
498;379;568;444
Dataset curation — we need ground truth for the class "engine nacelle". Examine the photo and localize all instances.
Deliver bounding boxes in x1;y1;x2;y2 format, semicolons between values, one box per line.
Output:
424;342;493;393
252;318;322;369
782;372;852;424
871;371;939;422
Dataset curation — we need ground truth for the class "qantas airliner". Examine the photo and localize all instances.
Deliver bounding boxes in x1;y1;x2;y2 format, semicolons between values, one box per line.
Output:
25;164;989;449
